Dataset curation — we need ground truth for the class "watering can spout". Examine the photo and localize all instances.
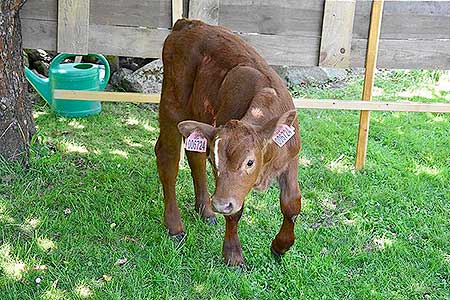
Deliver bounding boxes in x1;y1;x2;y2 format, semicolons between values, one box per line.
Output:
25;67;52;105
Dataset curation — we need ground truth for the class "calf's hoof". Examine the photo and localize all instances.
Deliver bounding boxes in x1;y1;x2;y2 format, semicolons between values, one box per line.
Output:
169;231;186;243
204;215;217;225
270;245;282;261
224;255;246;268
270;238;292;259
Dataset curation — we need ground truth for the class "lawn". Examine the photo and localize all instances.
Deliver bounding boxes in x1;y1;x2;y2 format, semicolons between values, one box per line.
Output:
1;70;449;299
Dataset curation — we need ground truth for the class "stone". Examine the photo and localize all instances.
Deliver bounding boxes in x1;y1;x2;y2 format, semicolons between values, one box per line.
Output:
110;68;134;90
110;60;163;94
119;57;153;71
32;61;50;77
106;55;120;74
24;49;52;64
126;59;163;94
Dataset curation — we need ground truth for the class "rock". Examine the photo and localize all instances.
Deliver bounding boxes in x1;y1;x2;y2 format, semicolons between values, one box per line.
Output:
126;59;163;94
110;60;163;94
24;49;52;64
119;57;154;71
321;68;349;82
271;65;349;85
32;61;50;77
109;68;134;91
349;67;366;76
106;55;120;74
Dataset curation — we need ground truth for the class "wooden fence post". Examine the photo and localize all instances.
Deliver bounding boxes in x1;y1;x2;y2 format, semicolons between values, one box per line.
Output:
172;0;183;26
189;0;219;25
319;0;356;67
355;0;384;170
57;0;90;54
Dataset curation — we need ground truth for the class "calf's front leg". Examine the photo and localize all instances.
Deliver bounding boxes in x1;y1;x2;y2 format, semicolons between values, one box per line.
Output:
271;159;302;256
186;151;216;224
223;209;245;266
155;121;185;241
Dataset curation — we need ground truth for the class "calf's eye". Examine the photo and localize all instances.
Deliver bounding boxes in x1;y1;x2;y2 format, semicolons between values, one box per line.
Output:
247;160;254;167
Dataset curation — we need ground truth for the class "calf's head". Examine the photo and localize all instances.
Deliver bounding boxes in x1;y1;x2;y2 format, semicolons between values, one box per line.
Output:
178;110;297;216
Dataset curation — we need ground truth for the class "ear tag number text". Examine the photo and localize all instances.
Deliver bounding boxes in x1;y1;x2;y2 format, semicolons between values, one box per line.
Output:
272;124;295;147
185;131;207;152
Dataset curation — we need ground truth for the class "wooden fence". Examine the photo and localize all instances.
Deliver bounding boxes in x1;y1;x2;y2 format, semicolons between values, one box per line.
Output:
21;0;450;69
21;0;450;169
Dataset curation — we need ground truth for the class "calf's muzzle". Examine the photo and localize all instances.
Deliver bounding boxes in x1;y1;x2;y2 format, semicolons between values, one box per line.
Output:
211;196;239;215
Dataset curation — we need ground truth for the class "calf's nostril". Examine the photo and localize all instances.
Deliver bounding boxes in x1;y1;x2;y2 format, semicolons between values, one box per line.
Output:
224;202;233;213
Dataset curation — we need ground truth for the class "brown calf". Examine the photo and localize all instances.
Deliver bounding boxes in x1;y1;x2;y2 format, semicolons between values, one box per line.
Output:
155;19;302;266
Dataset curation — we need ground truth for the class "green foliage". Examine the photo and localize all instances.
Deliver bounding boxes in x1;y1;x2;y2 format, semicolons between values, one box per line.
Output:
1;71;449;299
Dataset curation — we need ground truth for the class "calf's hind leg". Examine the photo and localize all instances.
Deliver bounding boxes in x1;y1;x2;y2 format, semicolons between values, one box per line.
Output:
186;151;216;224
271;159;302;256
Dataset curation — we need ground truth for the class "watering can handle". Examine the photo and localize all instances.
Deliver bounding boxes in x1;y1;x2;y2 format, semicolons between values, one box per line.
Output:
50;53;111;90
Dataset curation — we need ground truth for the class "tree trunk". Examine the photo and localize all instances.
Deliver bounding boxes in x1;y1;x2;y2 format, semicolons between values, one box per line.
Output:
0;0;35;164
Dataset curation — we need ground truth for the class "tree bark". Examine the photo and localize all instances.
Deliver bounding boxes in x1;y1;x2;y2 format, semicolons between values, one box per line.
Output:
0;0;35;164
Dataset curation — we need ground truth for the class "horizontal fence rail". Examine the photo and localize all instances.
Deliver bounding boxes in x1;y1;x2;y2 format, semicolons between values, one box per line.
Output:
53;90;161;103
53;90;450;113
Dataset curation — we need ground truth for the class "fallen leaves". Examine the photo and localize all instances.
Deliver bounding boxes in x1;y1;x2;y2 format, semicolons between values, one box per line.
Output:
33;264;47;271
122;236;138;243
114;257;128;267
102;274;112;282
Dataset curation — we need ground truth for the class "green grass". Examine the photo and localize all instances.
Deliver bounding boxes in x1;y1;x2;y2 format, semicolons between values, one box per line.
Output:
1;70;449;299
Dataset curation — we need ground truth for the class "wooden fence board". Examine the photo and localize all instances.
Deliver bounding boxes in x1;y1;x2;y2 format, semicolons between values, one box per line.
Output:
89;0;162;28
22;19;57;51
172;0;184;25
353;0;450;40
319;0;356;67
189;0;219;25
218;0;325;37
21;17;450;68
57;0;90;54
21;0;57;21
351;39;450;69
220;0;450;40
160;0;173;28
19;0;450;69
88;25;169;58
239;33;320;66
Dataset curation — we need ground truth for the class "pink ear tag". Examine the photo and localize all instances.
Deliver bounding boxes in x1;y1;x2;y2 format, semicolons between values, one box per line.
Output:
272;124;295;147
185;131;207;152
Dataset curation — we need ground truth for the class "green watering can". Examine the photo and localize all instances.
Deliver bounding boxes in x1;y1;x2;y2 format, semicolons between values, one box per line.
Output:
25;53;110;117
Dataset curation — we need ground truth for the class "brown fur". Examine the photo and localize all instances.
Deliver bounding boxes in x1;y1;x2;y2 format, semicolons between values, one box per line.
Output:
156;19;302;266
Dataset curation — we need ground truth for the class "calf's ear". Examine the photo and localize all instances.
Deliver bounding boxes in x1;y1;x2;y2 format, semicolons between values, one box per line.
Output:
257;109;297;141
178;120;217;141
